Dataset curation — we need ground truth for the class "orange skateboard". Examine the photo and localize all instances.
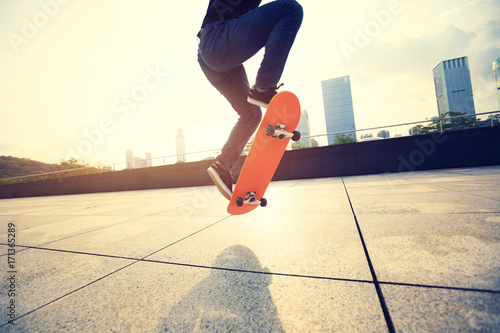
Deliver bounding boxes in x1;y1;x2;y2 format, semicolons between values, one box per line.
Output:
227;91;301;215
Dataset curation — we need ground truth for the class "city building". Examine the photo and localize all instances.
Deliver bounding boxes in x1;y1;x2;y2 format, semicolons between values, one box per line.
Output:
293;110;311;148
321;76;356;145
176;128;186;162
378;130;390;138
360;133;373;139
494;57;500;109
133;157;146;169
126;150;152;169
126;150;133;169
433;56;475;117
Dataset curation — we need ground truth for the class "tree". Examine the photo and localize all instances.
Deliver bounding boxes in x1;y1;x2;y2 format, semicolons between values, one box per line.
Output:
416;112;479;135
57;158;89;171
291;139;311;150
329;134;356;145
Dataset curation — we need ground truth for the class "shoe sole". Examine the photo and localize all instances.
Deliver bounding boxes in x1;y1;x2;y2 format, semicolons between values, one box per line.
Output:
207;167;232;201
247;96;269;109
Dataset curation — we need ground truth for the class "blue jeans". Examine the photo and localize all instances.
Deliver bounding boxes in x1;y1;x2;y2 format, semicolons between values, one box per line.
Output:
198;0;303;173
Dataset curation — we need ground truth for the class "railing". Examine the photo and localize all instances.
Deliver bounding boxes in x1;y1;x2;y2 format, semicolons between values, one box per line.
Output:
1;110;499;185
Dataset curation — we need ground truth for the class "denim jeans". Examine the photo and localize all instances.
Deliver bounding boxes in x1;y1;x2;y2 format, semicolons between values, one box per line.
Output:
198;0;303;173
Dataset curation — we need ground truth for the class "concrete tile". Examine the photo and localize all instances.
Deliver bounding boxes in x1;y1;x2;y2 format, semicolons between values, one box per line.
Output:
6;252;386;332
0;246;132;323
0;194;125;216
264;195;351;216
346;188;499;214
466;190;500;201
270;275;385;332
0;215;74;232
0;188;206;217
148;208;372;281
354;213;500;290
382;285;500;332
155;185;231;217
342;174;417;188
1;215;137;247
43;214;227;258
1;167;498;331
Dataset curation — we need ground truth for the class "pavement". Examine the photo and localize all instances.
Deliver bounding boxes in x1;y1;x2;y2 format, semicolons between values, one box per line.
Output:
0;166;499;332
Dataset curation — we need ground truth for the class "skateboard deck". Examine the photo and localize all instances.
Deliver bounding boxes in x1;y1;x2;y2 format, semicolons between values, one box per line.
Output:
227;91;301;215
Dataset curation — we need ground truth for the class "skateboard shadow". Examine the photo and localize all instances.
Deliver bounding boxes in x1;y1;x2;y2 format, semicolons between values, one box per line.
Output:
158;245;284;332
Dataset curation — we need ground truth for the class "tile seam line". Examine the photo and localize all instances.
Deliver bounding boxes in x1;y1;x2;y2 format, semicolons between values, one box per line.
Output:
0;200;210;256
378;281;500;294
0;215;231;327
140;216;232;260
0;215;230;263
0;200;229;258
5;242;498;294
341;177;395;333
399;178;500;203
0;260;138;328
0;242;374;284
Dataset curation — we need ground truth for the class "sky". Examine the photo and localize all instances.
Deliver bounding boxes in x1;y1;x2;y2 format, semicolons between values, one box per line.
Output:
1;0;499;167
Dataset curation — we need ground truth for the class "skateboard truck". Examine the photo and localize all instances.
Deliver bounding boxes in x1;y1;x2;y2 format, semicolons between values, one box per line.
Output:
265;123;301;142
235;191;267;208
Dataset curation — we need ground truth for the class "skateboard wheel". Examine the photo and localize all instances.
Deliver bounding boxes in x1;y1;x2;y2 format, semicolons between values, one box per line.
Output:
292;131;301;142
265;125;275;137
260;198;267;207
236;197;244;207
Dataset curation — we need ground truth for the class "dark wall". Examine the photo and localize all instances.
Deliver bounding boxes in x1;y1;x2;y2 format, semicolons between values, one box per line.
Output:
1;127;499;199
0;160;215;199
282;126;499;180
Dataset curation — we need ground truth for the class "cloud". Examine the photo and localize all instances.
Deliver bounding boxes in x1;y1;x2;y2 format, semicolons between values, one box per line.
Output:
344;26;477;78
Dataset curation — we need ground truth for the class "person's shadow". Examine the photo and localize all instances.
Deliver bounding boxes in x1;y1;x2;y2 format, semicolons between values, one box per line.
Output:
158;245;284;332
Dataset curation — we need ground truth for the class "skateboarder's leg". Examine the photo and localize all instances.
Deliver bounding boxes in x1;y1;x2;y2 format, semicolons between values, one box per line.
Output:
209;66;261;171
231;0;303;89
200;0;303;90
199;56;261;199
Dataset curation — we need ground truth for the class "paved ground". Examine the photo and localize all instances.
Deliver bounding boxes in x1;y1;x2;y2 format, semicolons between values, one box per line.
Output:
0;166;499;332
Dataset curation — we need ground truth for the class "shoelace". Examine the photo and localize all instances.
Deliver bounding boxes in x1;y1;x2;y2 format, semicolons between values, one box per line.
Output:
275;83;284;90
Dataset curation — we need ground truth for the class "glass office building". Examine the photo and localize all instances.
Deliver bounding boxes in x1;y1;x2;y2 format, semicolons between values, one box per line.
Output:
321;76;356;145
294;110;311;147
494;57;500;109
433;56;475;117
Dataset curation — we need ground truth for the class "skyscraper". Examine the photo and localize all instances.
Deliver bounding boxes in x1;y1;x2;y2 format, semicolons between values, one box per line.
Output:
494;57;500;109
126;150;133;169
321;76;356;145
176;128;186;162
294;109;311;148
433;56;475;117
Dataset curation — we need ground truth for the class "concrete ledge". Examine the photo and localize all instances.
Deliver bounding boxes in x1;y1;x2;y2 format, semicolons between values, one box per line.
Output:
1;127;499;199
